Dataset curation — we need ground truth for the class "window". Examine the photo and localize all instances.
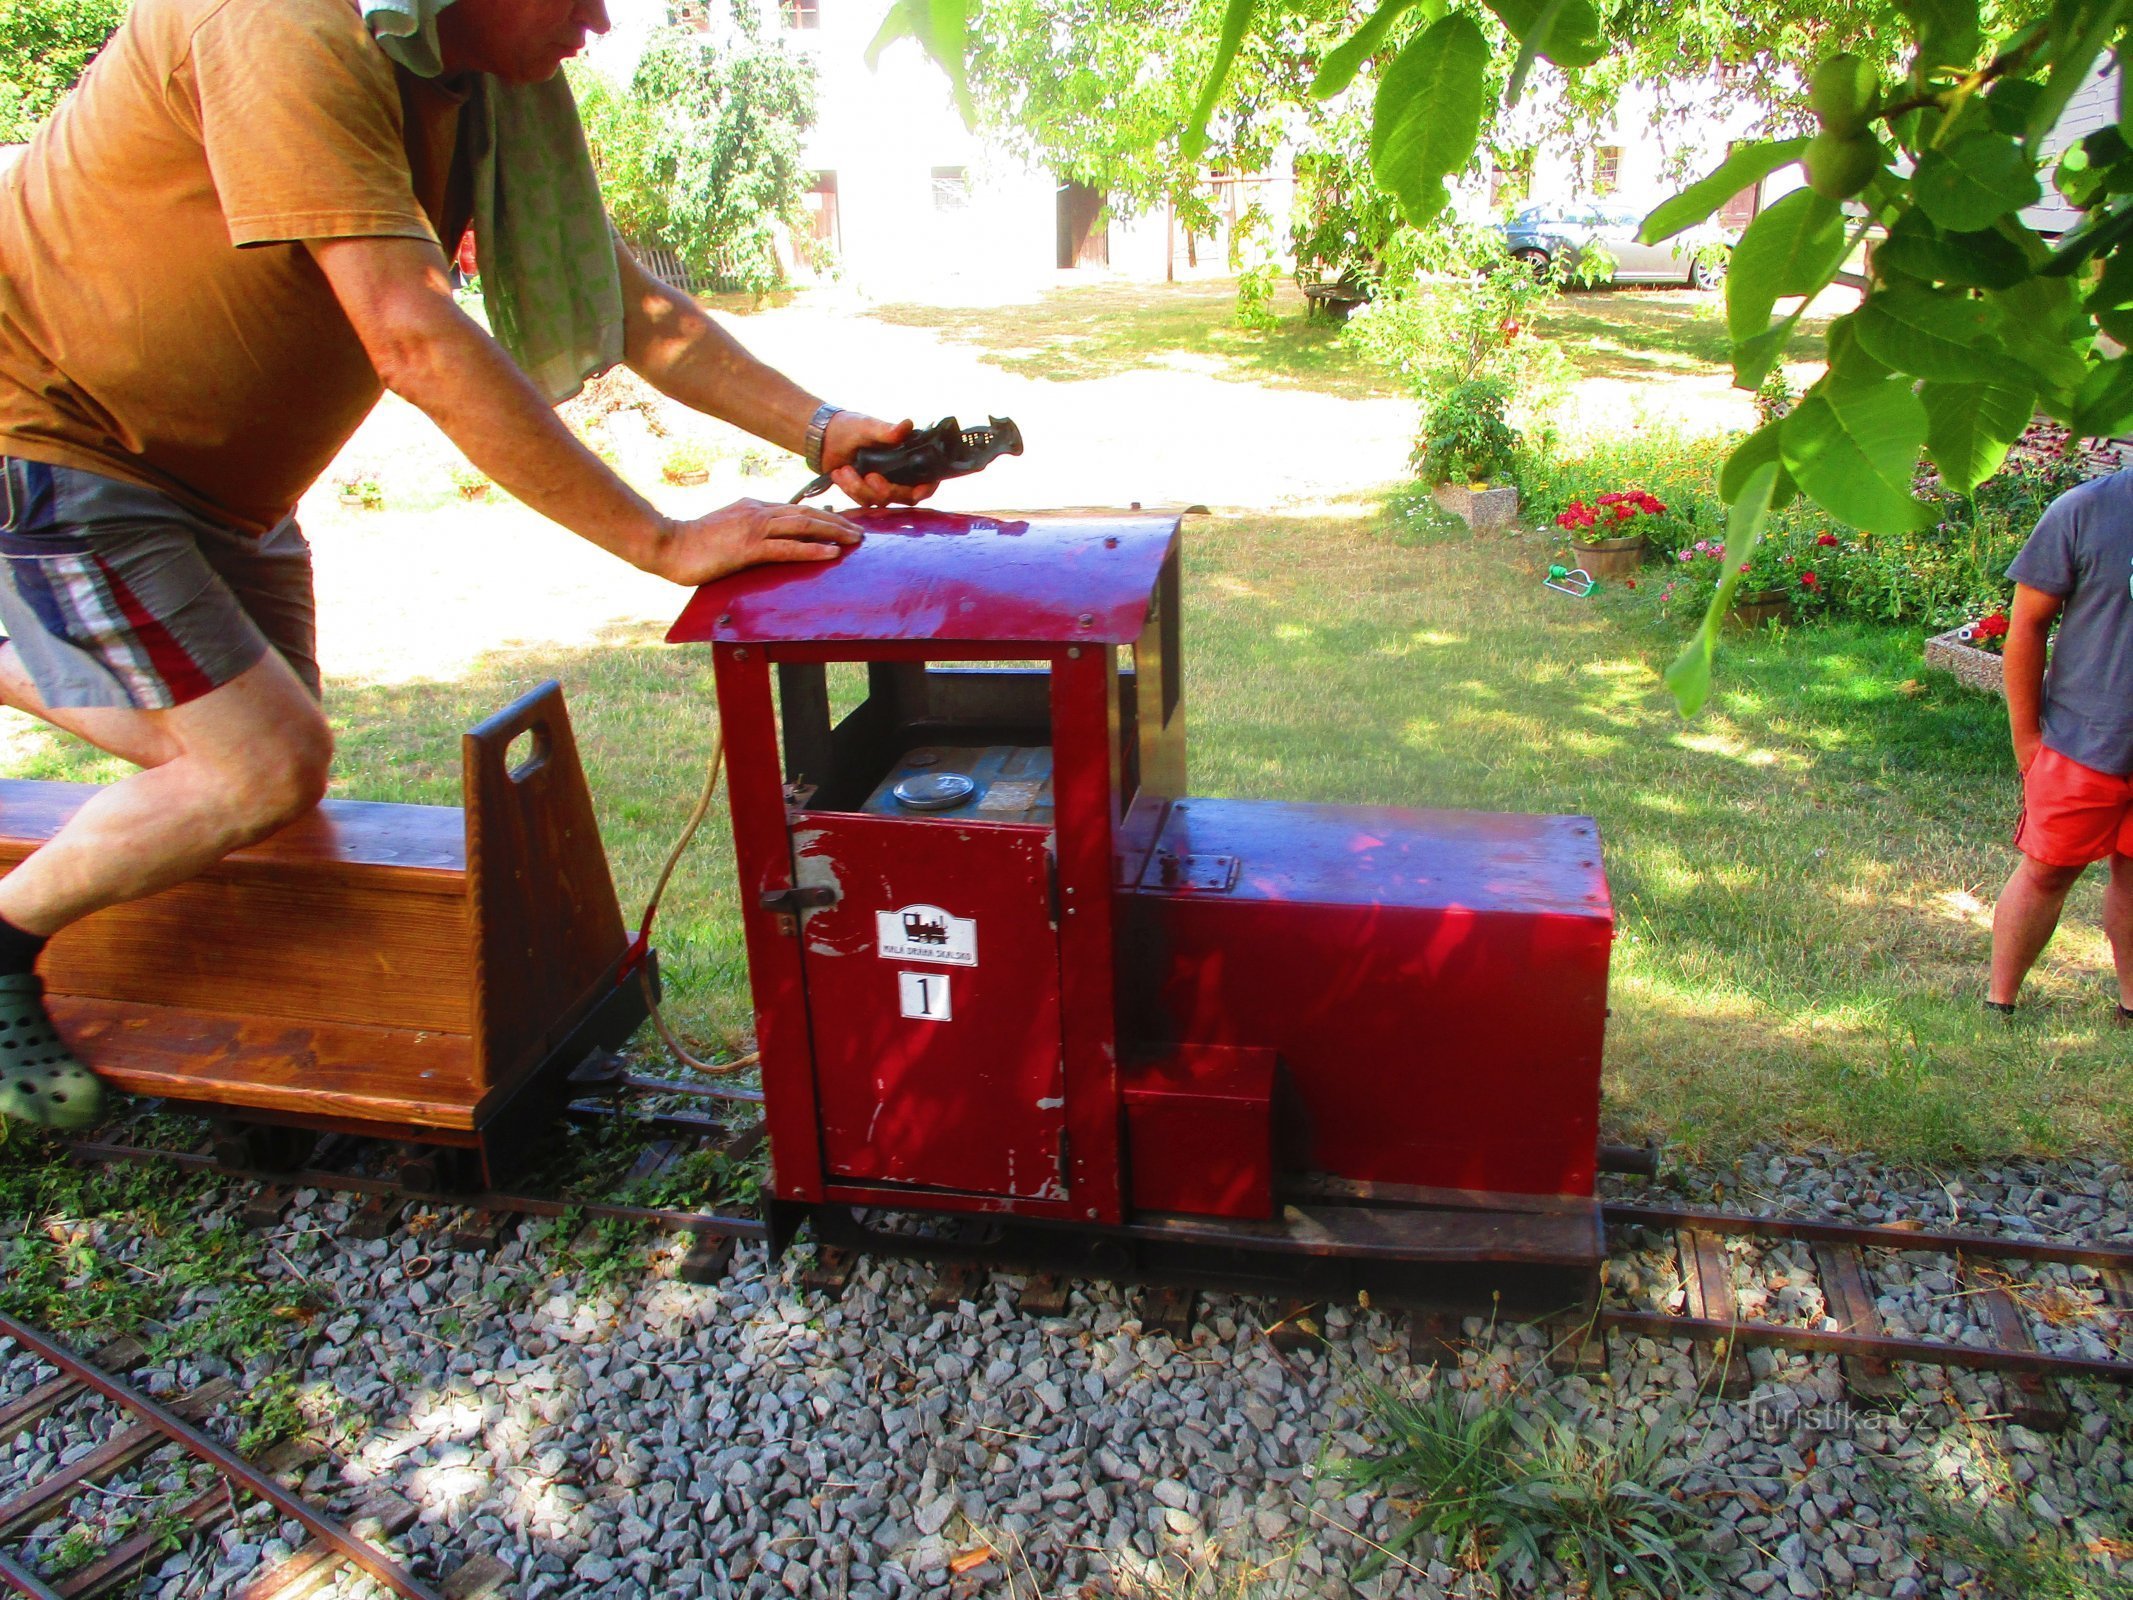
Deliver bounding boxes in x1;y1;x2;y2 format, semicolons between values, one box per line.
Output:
779;0;820;28
931;166;971;211
1594;146;1622;195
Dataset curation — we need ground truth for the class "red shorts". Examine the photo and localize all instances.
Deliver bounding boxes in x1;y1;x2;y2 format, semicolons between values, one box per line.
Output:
2015;746;2133;867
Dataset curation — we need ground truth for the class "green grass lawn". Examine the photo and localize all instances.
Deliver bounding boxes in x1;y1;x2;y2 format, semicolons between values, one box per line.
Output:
10;504;2113;1163
866;277;1833;396
866;279;1403;401
1527;286;1833;380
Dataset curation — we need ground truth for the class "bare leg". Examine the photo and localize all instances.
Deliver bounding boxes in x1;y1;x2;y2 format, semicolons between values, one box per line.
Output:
1989;855;2089;1006
0;642;183;771
0;651;332;936
2104;854;2133;1010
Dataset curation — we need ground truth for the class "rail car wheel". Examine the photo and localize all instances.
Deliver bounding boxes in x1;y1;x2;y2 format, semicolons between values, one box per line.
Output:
207;1119;316;1174
390;1142;481;1196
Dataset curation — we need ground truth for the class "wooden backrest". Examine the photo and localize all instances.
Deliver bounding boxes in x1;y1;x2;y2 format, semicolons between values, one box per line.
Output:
464;682;628;1092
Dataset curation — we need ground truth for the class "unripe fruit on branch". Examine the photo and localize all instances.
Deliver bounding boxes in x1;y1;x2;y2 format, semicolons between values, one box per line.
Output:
1810;53;1879;135
1806;130;1880;199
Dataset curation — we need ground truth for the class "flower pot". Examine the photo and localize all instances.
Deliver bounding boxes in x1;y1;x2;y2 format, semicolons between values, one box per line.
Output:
1571;533;1646;580
1432;481;1519;533
1729;588;1794;628
1925;627;2007;696
663;466;710;487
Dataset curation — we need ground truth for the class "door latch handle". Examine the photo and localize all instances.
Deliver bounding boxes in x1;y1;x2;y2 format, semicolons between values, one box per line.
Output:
759;885;840;916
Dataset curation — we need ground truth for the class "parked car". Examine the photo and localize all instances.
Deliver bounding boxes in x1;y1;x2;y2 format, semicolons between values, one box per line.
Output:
1500;201;1730;289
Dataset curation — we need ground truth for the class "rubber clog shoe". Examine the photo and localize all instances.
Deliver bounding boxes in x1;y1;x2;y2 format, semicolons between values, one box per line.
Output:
0;972;103;1130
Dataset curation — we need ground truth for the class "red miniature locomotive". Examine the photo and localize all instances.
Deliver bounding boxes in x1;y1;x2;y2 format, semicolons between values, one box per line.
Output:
670;508;1614;1303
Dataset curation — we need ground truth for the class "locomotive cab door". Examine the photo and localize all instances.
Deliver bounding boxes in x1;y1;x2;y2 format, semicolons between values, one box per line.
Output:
789;811;1067;1202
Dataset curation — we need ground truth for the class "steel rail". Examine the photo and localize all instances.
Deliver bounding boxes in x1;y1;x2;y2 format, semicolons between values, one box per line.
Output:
1599;1306;2133;1381
67;1139;769;1241
1604;1200;2133;1271
0;1546;64;1600
0;1313;442;1600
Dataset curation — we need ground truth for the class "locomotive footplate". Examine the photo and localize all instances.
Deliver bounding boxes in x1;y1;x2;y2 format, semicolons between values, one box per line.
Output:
778;1183;1604;1320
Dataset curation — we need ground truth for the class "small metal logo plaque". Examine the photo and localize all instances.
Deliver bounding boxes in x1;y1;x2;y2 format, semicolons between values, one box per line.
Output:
898;971;952;1021
876;903;978;966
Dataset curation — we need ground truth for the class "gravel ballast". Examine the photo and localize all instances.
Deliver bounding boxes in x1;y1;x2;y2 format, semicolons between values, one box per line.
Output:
2;1145;2129;1598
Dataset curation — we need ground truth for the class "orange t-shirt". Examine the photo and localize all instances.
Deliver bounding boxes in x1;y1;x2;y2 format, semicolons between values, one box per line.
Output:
0;0;474;534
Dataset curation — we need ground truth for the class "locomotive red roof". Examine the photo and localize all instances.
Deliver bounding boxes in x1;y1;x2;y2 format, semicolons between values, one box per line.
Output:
665;508;1181;646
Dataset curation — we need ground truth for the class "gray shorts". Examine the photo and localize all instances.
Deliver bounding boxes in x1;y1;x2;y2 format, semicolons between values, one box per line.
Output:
0;457;319;711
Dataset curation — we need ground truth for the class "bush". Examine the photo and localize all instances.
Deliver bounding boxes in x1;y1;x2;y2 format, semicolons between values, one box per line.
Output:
1518;425;1734;560
571;11;818;297
1579;419;2088;634
0;0;124;142
1345;226;1569;437
1421;378;1517;486
1831;431;2087;631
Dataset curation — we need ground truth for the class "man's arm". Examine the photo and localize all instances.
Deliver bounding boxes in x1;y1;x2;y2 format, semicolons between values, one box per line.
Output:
306;235;861;584
615;243;935;505
2005;581;2062;773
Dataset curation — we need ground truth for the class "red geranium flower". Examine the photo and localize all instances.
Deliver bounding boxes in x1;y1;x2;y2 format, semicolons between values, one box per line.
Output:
1815;532;1840;547
1800;570;1820;590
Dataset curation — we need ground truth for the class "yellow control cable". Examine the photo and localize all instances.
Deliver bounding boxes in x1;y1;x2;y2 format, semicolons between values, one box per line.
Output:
632;729;760;1081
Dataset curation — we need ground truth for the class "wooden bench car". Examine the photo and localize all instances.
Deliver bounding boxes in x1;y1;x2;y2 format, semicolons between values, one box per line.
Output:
0;682;648;1185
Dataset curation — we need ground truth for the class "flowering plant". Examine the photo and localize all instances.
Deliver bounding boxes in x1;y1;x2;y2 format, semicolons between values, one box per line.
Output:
1654;525;1838;620
1554;490;1666;542
1954;610;2012;655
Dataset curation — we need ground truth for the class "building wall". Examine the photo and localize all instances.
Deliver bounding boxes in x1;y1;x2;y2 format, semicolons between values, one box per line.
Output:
585;0;1290;295
1515;79;1803;223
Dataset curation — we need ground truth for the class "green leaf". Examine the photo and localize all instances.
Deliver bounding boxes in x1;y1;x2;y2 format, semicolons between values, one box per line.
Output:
1500;0;1567;102
2073;355;2133;435
1898;0;1982;72
1482;0;1605;68
1312;0;1440;98
1718;418;1801;510
1921;378;2036;492
1639;139;1809;244
1665;462;1779;716
2026;0;2126;145
1912;132;2042;231
1825;311;1892;383
2091;246;2133;308
1852;282;2003;379
863;0;974;120
1985;77;2045;134
1726;188;1845;340
1781;376;1932;535
1368;13;1488;228
2042;196;2133;275
1873;213;2032;289
1731;306;1807;391
1181;0;1257;163
1990;274;2088;404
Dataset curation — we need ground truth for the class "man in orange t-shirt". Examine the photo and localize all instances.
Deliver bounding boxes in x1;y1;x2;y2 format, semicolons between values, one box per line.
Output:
0;0;928;1126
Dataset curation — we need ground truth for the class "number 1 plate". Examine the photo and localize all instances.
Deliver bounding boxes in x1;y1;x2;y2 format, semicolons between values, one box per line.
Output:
898;970;952;1022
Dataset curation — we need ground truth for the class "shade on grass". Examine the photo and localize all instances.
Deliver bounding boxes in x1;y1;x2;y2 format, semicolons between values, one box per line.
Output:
3;505;2119;1163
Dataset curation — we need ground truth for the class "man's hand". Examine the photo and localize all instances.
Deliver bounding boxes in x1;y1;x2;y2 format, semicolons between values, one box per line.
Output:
824;414;940;506
2014;726;2043;775
647;499;863;587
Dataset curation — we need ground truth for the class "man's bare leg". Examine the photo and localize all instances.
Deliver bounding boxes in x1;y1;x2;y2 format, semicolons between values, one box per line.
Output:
0;642;183;771
2103;854;2133;1011
1989;855;2089;1007
0;650;332;935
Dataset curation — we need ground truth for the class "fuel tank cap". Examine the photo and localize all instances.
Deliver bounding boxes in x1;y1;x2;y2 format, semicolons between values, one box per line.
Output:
892;771;977;811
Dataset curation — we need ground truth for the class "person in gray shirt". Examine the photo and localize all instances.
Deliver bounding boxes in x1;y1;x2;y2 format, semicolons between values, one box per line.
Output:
1990;469;2133;1015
